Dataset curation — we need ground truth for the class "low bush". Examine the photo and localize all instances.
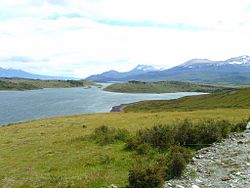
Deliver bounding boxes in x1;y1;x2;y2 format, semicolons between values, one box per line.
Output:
165;145;192;179
90;125;130;145
135;125;174;150
231;118;249;132
135;143;152;155
127;165;164;188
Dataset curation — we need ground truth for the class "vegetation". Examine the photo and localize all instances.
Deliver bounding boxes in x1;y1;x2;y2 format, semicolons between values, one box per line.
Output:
104;80;236;93
125;119;248;185
1;108;250;187
0;77;99;90
124;87;250;112
88;125;130;145
127;165;164;188
1;86;250;187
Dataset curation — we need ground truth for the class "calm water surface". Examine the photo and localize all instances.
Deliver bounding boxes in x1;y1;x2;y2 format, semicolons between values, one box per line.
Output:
0;85;203;126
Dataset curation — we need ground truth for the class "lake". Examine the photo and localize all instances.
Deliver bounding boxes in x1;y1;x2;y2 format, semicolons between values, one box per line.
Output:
0;85;203;126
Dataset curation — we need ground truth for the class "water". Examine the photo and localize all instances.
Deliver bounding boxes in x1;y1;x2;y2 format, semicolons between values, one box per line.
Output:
0;85;203;126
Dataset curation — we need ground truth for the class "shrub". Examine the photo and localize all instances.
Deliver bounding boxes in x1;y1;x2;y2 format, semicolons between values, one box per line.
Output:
135;143;152;155
195;120;223;144
127;165;164;188
173;119;194;146
125;137;140;151
90;125;129;145
174;119;234;146
165;146;191;179
231;118;249;132
136;125;174;150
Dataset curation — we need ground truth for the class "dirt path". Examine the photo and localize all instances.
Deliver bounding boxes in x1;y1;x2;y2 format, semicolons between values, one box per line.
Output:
165;128;250;188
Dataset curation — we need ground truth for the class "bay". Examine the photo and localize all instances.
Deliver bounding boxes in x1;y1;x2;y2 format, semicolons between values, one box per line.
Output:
0;85;203;126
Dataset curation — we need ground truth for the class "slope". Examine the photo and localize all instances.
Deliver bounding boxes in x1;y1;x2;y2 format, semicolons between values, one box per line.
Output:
124;88;250;112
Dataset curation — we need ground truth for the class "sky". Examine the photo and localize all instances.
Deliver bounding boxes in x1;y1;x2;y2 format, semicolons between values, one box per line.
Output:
0;0;250;78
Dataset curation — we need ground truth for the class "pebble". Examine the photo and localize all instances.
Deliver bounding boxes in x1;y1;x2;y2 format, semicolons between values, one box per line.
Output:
191;185;200;188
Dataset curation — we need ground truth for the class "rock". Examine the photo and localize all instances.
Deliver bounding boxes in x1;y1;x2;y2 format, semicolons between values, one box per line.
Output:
107;184;117;188
235;172;241;176
191;185;200;188
237;141;244;144
176;185;185;188
195;179;203;183
221;176;231;181
246;122;250;130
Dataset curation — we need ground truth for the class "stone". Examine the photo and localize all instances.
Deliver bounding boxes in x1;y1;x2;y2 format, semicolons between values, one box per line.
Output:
235;172;241;176
176;185;185;188
195;179;203;183
108;184;117;188
237;141;244;144
191;185;200;188
221;176;231;181
246;122;250;130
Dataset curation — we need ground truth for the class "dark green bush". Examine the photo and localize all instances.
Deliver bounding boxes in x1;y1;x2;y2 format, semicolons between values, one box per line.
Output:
231;118;249;132
173;119;194;145
127;165;164;188
90;125;129;145
173;119;235;146
165;145;191;179
125;137;139;151
136;125;174;150
135;143;152;155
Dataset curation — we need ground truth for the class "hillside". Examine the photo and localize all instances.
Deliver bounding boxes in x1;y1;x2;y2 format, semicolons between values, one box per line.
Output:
124;88;250;112
0;78;98;90
104;81;235;93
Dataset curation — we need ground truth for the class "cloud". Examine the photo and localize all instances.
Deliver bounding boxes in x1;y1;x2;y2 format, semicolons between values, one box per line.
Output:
0;0;250;78
0;56;49;63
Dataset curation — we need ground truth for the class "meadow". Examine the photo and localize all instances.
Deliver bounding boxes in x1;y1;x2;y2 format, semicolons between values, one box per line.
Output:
1;108;250;187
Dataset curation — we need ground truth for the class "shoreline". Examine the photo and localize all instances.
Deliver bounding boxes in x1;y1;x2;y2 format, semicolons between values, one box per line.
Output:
110;102;140;112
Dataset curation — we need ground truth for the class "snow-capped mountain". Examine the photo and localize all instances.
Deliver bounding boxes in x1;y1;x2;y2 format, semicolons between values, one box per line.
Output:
133;65;158;72
86;55;250;84
226;55;250;65
86;64;160;82
172;55;250;73
179;56;250;68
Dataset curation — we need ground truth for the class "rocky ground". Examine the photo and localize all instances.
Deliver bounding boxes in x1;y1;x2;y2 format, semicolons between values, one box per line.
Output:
165;126;250;188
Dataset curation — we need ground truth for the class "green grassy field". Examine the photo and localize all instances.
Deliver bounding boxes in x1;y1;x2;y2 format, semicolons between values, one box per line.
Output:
1;109;250;187
124;88;250;112
0;78;98;90
1;87;250;187
104;81;235;93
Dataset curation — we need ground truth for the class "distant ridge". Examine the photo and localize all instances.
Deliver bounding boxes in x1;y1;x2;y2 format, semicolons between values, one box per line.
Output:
0;67;77;80
86;55;250;84
86;64;161;82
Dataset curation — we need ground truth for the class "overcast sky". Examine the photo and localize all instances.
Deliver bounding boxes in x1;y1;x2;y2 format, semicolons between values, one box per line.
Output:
0;0;250;78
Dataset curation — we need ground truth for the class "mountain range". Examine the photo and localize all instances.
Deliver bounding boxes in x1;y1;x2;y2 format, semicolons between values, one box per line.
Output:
86;55;250;84
0;67;77;80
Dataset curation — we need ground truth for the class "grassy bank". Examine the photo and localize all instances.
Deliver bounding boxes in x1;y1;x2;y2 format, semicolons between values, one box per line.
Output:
1;109;250;187
104;81;235;93
124;88;250;112
0;78;99;91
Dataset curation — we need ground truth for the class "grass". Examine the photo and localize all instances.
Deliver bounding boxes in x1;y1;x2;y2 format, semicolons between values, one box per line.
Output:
124;88;250;112
104;81;235;94
0;78;99;91
1;109;250;187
